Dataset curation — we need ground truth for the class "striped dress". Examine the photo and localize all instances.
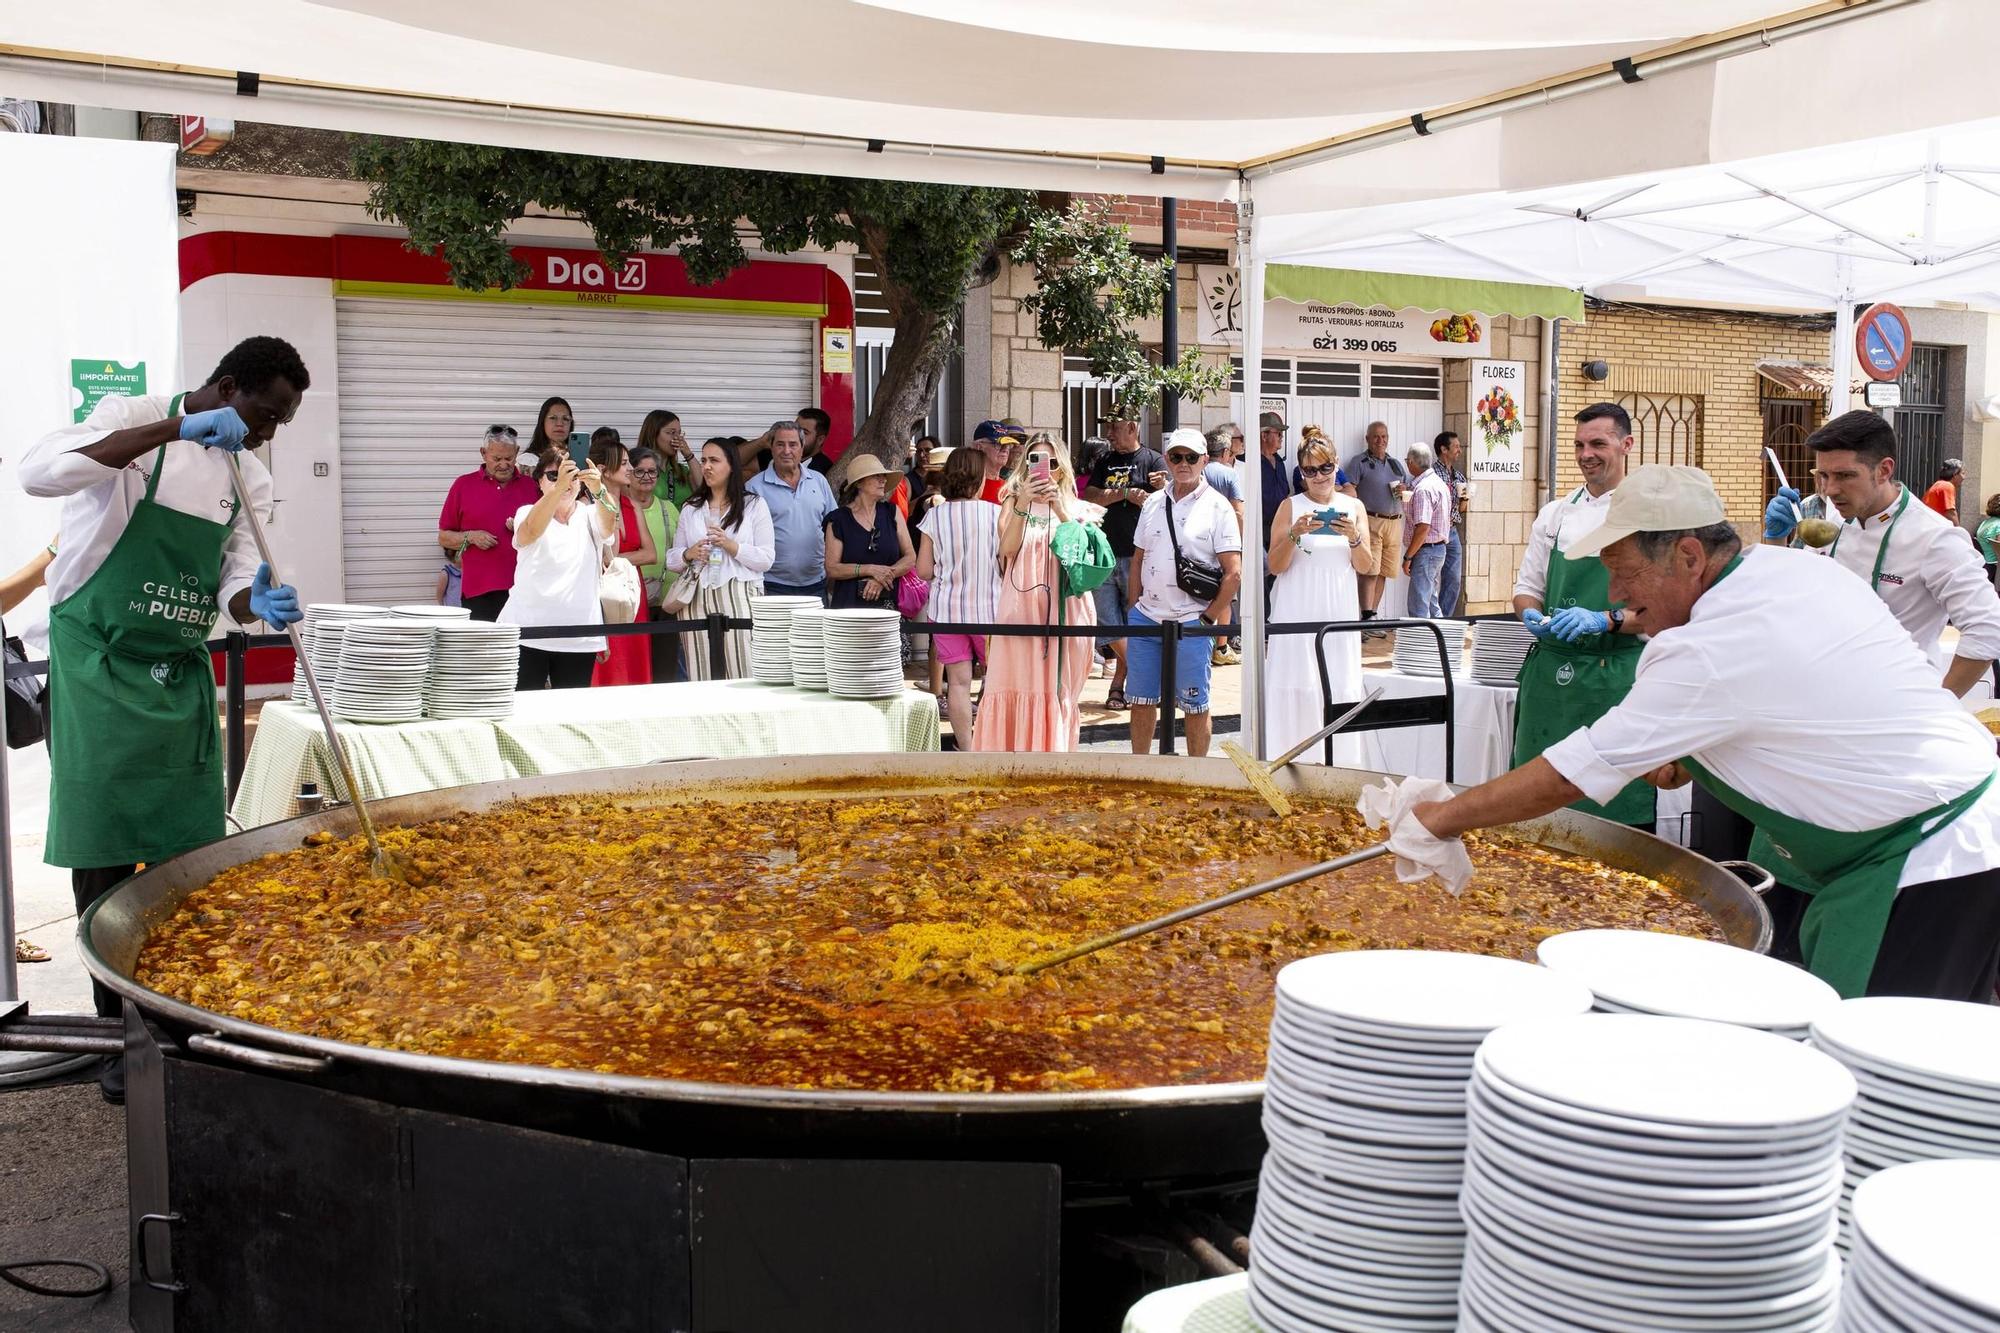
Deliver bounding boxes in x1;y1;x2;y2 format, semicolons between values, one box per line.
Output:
917;500;1002;628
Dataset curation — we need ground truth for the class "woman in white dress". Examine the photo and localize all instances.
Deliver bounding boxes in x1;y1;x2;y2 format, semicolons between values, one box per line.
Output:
665;437;775;680
1265;435;1372;767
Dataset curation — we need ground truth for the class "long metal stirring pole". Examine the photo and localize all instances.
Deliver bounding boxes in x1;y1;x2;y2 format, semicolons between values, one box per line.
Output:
223;454;398;873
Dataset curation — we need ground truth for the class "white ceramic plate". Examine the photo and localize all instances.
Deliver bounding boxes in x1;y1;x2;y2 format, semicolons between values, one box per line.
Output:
1536;929;1841;1032
1276;950;1592;1034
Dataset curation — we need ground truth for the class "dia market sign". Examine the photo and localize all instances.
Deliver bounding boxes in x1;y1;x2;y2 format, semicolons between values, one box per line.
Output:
1195;266;1491;359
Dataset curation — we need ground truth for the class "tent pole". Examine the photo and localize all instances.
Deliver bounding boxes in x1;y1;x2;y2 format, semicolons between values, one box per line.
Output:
1829;253;1856;420
1238;179;1268;759
1161;197;1179;432
1544;316;1562;506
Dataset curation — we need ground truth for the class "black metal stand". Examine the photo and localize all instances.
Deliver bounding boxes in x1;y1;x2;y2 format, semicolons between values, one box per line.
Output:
1308;618;1458;781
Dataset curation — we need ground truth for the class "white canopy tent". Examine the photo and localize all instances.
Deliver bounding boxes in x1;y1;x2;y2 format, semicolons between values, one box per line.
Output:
2;0;1990;759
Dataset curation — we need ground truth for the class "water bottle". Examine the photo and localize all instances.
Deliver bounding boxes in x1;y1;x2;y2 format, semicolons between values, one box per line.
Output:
707;540;724;568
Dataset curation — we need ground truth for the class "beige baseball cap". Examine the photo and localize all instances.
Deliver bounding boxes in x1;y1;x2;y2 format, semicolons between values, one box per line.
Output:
1563;465;1728;559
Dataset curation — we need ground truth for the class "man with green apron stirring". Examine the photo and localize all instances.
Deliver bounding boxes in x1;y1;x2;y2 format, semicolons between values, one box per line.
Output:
22;336;309;1101
1389;465;2000;1003
1510;403;1654;829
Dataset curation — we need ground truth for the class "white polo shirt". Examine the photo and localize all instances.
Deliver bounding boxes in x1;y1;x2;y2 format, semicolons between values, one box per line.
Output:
1513;486;1612;604
1132;481;1242;623
1543;545;2000;888
1818;485;2000;669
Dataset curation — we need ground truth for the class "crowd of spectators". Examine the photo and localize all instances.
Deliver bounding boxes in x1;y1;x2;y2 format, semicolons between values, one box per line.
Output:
435;401;1464;759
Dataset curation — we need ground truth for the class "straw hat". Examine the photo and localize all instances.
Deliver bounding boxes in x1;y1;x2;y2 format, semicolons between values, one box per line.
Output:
925;446;953;470
837;453;896;489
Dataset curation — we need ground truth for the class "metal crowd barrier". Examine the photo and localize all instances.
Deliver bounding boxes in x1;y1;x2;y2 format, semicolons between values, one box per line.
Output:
5;612;1482;801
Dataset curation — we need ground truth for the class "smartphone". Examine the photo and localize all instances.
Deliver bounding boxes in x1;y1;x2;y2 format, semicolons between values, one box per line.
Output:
1315;507;1345;532
1029;453;1053;483
567;431;590;466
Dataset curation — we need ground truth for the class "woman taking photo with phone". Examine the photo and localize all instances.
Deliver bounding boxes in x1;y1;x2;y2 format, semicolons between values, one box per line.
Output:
972;432;1096;753
500;453;618;689
1265;433;1372;767
825;455;914;610
666;437;774;679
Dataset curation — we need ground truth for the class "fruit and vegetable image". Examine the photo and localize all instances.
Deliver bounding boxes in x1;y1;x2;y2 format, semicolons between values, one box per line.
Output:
1474;385;1519;450
1428;313;1483;344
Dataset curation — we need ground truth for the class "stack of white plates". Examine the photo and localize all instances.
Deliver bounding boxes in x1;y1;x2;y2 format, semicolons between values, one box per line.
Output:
1460;1015;1855;1333
1808;997;2000;1249
1249;950;1593;1333
1537;929;1841;1039
390;604;472;623
331;618;435;723
789;606;829;691
293;603;385;703
748;595;821;685
424;622;521;719
1392;622;1466;678
1838;1159;2000;1331
1470;618;1535;687
822;609;904;698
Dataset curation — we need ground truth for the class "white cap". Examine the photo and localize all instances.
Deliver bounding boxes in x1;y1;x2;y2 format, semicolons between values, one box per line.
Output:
1164;427;1207;456
1564;465;1729;559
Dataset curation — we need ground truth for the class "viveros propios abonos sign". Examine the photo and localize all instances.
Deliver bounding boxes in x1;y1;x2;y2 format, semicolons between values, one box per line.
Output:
1856;302;1913;382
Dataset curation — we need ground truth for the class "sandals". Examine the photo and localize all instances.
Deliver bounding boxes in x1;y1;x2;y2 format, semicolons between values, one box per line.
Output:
15;937;49;964
1106;689;1129;711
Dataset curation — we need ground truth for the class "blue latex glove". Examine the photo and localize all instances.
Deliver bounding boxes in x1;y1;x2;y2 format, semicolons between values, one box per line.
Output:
1548;606;1612;642
249;563;302;627
178;405;248;452
1520;608;1552;638
1762;486;1801;541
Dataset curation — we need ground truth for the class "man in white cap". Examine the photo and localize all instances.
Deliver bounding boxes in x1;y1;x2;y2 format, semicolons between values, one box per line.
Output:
1381;464;2000;1003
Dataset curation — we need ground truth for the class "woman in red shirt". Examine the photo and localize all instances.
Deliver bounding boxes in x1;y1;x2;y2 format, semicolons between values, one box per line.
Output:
586;431;657;686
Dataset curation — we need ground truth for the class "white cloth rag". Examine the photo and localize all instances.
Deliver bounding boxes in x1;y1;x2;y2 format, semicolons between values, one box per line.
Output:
1357;776;1473;897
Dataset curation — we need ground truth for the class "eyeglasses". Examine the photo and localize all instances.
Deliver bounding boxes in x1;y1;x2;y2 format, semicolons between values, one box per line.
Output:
632;468;659;479
1300;463;1338;479
1231;435;1246;444
1166;453;1202;464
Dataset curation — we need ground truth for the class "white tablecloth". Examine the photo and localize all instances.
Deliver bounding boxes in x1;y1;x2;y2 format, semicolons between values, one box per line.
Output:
1351;664;1694;845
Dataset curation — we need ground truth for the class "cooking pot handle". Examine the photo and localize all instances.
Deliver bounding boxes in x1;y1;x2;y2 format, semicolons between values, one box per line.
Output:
136;1213;187;1294
1714;860;1776;896
186;1032;333;1075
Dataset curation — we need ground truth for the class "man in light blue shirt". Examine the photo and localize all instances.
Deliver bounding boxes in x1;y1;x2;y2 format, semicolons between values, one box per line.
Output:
746;421;838;598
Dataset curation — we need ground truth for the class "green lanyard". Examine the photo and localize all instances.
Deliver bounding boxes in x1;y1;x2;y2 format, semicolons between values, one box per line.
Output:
1829;485;1910;600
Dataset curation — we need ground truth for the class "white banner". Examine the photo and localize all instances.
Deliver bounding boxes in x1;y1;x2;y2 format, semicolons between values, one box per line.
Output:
1196;265;1491;358
1468;360;1528;479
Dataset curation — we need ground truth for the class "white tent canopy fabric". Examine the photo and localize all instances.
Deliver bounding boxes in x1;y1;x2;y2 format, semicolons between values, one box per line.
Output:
0;0;1951;200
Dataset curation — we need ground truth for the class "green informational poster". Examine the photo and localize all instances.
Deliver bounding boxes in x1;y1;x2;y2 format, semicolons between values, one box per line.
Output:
71;360;147;423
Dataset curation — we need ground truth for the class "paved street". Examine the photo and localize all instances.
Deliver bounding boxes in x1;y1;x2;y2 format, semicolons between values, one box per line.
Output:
0;1082;127;1332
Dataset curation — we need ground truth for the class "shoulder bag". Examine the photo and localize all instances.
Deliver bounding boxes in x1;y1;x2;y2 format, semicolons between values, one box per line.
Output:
4;633;46;749
1162;492;1225;603
596;501;642;625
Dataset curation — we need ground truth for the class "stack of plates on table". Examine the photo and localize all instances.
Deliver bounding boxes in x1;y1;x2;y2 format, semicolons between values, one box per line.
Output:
1838;1159;2000;1331
390;604;472;622
423;622;520;719
789;606;829;691
1469;618;1535;687
292;603;385;703
821;609;904;698
1391;621;1466;677
1537;929;1841;1039
331;618;435;723
1459;1014;1855;1333
748;595;821;685
1808;997;2000;1250
1248;950;1593;1333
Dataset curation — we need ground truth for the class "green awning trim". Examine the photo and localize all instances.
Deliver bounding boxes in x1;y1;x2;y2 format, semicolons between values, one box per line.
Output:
1265;263;1583;324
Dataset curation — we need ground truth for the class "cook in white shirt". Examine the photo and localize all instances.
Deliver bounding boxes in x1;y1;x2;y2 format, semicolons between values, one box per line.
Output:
1404;466;2000;1004
20;336;307;1086
1765;410;2000;695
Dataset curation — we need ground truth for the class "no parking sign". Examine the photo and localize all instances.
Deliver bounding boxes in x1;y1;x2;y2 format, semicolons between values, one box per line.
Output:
1855;302;1913;382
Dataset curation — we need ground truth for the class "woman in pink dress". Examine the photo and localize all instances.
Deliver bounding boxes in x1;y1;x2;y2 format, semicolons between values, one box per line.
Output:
586;433;656;687
972;433;1096;752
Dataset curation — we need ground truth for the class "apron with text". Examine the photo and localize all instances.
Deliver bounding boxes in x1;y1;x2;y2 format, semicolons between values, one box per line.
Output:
1511;488;1655;826
46;413;234;867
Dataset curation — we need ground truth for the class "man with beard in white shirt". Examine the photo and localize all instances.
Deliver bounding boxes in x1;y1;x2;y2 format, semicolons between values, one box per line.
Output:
1765;409;2000;695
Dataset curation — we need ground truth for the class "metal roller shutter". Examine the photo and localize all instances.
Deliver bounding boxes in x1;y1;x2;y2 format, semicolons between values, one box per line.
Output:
335;297;814;604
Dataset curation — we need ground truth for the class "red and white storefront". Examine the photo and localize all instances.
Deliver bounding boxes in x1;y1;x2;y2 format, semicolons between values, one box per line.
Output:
179;225;856;614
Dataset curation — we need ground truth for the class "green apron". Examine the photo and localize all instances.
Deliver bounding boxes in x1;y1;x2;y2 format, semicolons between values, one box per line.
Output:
46;405;234;868
1512;488;1656;826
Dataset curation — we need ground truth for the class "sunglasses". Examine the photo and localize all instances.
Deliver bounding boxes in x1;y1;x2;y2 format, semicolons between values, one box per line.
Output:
1300;463;1339;478
539;470;562;482
1166;452;1202;464
488;424;517;438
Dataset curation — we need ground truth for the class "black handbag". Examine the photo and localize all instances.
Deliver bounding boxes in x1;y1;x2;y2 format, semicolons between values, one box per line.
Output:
1162;491;1225;603
4;633;46;749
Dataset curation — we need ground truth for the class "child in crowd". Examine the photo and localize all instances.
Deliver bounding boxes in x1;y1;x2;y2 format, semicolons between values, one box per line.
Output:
437;545;463;607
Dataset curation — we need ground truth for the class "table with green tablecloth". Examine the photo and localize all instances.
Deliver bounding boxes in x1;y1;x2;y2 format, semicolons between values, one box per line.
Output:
230;680;940;828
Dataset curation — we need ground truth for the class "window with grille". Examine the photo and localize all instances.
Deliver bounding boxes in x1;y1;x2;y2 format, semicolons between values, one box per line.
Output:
1369;363;1443;402
851;253;894;330
1295;360;1362;398
1760;397;1820;507
1893;344;1948;488
1228;357;1293;395
1616;393;1704;467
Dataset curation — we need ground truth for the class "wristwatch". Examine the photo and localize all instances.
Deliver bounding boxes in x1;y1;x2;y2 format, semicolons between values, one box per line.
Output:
1199;613;1218;627
1608;608;1626;632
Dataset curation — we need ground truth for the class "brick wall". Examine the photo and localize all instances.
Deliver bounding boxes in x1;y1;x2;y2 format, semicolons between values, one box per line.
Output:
1554;304;1832;538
